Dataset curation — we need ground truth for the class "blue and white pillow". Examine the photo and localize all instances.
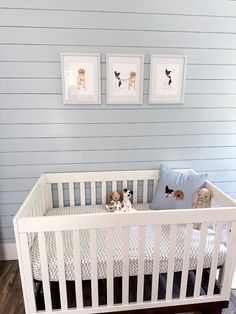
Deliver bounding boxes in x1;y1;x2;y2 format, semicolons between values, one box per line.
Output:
150;164;207;210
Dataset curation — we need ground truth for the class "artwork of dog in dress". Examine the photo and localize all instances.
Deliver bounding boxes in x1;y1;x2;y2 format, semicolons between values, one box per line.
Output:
77;68;86;90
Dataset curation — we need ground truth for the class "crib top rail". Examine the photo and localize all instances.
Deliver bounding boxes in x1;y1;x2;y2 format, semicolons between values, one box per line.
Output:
16;206;236;233
43;169;160;183
43;168;196;184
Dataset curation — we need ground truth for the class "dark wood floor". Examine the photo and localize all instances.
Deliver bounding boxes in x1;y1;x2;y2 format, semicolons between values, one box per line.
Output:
0;260;25;314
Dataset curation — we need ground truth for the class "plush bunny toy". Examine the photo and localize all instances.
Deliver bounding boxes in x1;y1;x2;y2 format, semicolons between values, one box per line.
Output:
192;188;213;208
192;188;213;229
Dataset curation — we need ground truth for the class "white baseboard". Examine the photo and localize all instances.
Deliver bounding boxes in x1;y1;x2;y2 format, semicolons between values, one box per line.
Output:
0;243;17;260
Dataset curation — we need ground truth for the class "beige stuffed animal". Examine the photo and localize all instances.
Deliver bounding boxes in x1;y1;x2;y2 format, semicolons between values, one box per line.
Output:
106;191;122;212
192;188;213;229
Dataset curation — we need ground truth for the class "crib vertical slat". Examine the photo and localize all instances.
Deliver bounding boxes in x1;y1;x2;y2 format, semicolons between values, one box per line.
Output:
33;202;37;217
207;222;223;296
133;180;138;204
112;181;116;192
90;229;98;308
40;191;45;215
40;194;47;216
122;227;130;305
91;182;96;205
28;230;32;249
220;223;232;295
35;200;39;217
41;184;46;215
72;230;83;309
123;180;128;189
19;233;37;313
45;183;53;209
58;183;64;207
31;203;36;217
193;222;208;298
38;197;42;216
166;224;178;300
143;180;148;203
38;232;52;311
180;224;193;299
101;181;106;204
69;182;75;207
80;182;85;206
151;225;161;302
106;228;114;306
55;231;68;310
153;180;157;197
220;221;236;297
137;226;146;303
34;200;38;217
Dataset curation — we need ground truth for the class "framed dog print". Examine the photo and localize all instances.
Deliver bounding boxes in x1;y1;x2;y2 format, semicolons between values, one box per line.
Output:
149;55;187;104
61;53;101;104
107;54;144;104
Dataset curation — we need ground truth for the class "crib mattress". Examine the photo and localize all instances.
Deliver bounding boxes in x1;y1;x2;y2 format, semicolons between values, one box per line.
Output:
31;204;227;281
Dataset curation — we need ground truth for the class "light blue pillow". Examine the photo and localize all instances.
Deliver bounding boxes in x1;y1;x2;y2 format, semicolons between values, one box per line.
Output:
150;164;207;210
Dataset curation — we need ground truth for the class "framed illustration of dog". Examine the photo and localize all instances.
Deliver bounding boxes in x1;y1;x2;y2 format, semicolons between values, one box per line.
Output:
106;54;144;104
61;53;101;104
149;55;187;104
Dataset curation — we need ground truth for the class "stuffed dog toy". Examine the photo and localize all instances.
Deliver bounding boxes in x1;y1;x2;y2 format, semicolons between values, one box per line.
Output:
192;188;213;229
122;188;133;211
106;191;122;212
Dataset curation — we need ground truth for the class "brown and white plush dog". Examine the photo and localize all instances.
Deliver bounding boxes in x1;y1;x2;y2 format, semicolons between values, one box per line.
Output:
122;188;133;211
106;191;122;212
77;68;86;90
128;71;136;91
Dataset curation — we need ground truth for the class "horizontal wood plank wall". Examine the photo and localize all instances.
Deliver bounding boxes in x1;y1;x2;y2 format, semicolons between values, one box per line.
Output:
0;0;236;243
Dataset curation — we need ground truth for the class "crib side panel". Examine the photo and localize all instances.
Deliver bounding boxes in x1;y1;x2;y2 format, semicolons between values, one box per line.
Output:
43;169;160;208
41;169;236;210
15;174;46;218
15;207;236;313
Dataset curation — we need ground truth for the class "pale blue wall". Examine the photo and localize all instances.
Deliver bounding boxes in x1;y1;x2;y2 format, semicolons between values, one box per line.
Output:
0;0;236;243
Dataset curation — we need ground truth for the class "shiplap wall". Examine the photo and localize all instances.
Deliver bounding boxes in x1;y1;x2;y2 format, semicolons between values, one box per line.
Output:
0;0;236;243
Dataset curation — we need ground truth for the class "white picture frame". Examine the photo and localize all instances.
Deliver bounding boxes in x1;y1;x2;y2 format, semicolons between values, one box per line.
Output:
149;55;187;104
61;53;101;104
106;54;144;104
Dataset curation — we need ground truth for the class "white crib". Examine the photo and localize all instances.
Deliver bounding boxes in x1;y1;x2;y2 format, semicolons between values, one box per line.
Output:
13;169;236;314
